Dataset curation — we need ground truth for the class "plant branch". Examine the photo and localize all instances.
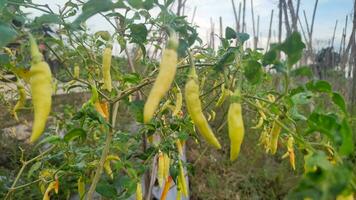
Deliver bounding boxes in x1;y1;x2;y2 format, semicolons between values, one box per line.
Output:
86;127;113;199
5;146;55;200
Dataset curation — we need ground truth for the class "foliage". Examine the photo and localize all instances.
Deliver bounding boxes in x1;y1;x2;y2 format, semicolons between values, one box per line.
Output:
0;0;355;199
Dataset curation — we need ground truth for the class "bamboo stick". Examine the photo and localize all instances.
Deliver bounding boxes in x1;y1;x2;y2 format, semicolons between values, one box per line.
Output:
242;0;246;33
232;0;239;32
267;9;274;51
278;0;283;44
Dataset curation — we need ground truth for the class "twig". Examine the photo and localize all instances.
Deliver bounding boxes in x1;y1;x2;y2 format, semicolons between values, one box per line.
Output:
145;154;158;200
191;6;197;24
86;100;118;199
5;146;55;200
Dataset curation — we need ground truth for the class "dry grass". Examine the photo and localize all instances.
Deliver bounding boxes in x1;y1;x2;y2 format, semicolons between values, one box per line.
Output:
186;108;301;200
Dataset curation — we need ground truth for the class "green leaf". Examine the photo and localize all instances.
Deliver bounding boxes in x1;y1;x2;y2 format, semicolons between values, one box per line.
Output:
339;119;354;156
127;0;143;9
35;135;61;147
243;59;262;84
332;92;347;114
307;113;349;152
291;92;313;105
27;162;42;179
306;80;332;93
34;14;62;26
225;26;236;40
143;0;155;10
215;47;238;71
272;62;286;73
290;66;313;78
129;23;148;44
289;92;313;121
177;38;188;58
0;1;6;10
0;21;17;48
288;151;351;199
72;0;114;28
129;100;144;123
64;128;86;142
290;106;307;121
137;146;156;160
122;73;140;84
236;32;250;44
94;31;111;41
279;32;305;66
262;48;278;66
117;35;127;53
307;113;339;139
0;53;11;65
96;181;118;198
164;0;174;7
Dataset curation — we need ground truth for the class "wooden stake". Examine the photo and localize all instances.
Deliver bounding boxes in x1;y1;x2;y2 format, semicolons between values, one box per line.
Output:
242;0;246;33
232;0;239;32
267;9;274;51
219;16;223;39
278;0;283;44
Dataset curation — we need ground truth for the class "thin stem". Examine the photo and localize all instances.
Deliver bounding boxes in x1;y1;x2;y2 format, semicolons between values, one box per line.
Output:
11;179;41;190
86;128;113;200
5;146;55;200
86;100;118;199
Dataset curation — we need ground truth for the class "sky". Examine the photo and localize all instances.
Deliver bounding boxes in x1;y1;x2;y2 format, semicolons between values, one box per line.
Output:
24;0;355;51
185;0;354;49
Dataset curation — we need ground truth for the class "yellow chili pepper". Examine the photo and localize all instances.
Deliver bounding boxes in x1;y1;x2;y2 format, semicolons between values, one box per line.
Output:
270;119;282;154
100;101;109;119
103;155;120;179
73;65;80;79
12;83;26;121
336;193;354;200
178;160;188;197
160;176;173;200
172;85;183;117
184;61;221;149
77;176;85;199
267;94;276;103
89;85;98;104
157;151;164;187
258;127;271;153
136;182;142;200
255;100;267;120
228;89;245;161
206;112;212;121
102;43;113;92
176;139;183;156
215;84;230;107
29;34;52;143
176;189;181;200
94;101;107;120
143;32;178;123
163;153;170;180
43;180;59;200
103;160;113;180
160;99;172;113
252;116;264;129
287;136;296;170
210;110;216;121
